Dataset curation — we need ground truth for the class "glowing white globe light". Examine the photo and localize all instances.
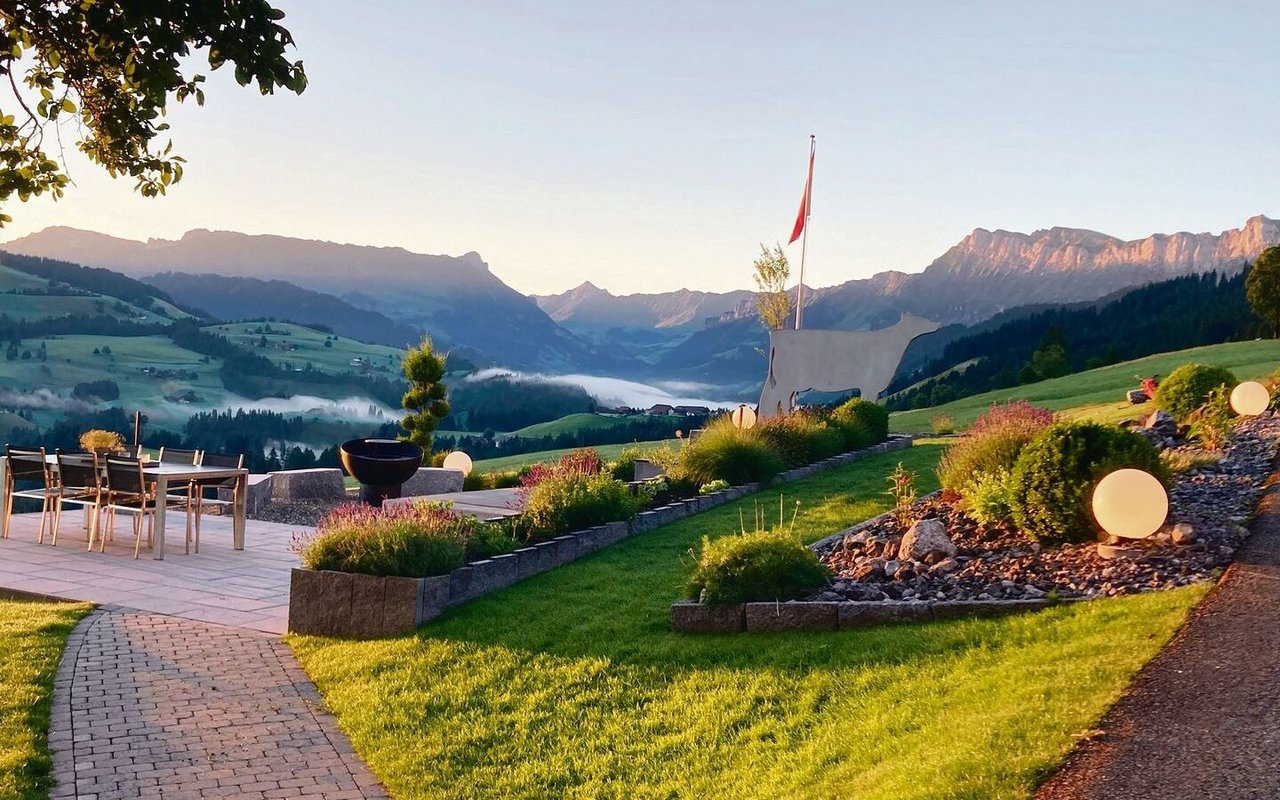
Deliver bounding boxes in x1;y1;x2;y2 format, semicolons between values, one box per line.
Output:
1229;381;1270;417
730;405;757;430
1091;469;1168;540
442;450;473;476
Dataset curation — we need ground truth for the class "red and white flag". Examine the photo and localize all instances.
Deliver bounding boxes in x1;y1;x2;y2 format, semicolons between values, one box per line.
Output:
789;144;814;244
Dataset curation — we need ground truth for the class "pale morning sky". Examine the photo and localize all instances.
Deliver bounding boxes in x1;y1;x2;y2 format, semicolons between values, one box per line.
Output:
1;1;1277;295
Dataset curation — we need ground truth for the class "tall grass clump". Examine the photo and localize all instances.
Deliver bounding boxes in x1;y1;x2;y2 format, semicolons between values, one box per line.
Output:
1154;363;1237;421
294;502;487;577
678;418;784;486
686;528;830;603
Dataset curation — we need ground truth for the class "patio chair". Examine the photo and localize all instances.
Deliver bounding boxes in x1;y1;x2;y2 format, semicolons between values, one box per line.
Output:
3;445;54;542
187;451;245;554
157;447;202;550
52;451;104;548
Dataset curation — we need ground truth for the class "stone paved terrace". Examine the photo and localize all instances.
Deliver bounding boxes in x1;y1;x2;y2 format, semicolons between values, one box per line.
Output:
0;511;305;633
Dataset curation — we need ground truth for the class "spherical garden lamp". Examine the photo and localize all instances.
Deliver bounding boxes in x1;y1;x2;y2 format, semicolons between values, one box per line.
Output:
730;404;757;430
1229;381;1271;417
443;450;473;477
1091;468;1168;540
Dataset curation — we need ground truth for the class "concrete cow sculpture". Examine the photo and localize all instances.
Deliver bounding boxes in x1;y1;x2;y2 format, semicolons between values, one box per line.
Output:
758;313;940;418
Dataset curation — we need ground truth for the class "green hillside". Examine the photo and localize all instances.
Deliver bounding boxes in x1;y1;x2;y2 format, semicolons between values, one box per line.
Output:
891;339;1280;433
474;439;674;473
206;321;405;376
0;266;186;324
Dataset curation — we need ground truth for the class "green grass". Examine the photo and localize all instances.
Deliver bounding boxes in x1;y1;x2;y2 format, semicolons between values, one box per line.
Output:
473;439;674;474
892;339;1280;433
290;444;1205;799
509;413;684;439
204;320;406;377
0;598;91;800
0;266;181;325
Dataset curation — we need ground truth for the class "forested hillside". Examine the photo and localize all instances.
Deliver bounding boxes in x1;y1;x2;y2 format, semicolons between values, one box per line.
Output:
887;270;1264;410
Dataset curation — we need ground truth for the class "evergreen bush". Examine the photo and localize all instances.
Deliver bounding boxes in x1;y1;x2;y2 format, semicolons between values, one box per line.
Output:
1007;421;1168;544
1154;363;1237;421
830;398;889;446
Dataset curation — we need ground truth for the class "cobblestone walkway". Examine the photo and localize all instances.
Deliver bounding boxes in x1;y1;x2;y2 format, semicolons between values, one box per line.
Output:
48;607;388;799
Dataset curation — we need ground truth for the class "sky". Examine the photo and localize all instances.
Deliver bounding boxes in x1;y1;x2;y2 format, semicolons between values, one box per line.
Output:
2;1;1278;295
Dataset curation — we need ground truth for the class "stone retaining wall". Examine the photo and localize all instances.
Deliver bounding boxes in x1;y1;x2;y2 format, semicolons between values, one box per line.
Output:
288;435;914;637
671;597;1081;633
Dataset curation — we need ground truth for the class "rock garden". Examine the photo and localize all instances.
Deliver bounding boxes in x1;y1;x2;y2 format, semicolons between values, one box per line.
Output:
677;363;1280;631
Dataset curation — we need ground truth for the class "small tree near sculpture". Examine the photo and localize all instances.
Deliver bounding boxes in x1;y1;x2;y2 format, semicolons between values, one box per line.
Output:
401;337;450;449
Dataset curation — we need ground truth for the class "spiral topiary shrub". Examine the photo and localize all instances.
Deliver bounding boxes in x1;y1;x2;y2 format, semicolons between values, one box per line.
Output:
1154;363;1237;422
686;529;830;604
1007;421;1168;544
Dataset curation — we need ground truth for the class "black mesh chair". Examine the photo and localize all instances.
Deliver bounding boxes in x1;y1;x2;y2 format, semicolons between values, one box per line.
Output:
188;451;245;553
101;455;157;558
52;451;103;548
4;445;54;542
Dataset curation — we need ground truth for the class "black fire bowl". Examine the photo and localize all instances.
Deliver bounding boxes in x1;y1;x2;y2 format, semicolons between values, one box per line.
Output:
338;438;424;507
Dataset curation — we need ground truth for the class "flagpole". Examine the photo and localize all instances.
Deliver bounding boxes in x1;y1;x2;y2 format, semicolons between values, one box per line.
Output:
795;135;814;330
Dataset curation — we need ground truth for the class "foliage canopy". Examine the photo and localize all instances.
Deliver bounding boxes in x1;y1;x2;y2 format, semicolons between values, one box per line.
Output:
1246;247;1280;337
0;0;306;224
752;243;792;330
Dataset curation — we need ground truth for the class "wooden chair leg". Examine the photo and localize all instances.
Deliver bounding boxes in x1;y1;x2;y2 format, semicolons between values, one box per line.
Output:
2;475;11;539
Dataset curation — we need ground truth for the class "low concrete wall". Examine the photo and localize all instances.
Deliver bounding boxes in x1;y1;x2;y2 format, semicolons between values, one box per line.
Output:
269;468;346;501
401;467;464;497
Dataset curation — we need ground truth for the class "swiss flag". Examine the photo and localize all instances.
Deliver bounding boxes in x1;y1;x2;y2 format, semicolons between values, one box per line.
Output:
789;147;814;244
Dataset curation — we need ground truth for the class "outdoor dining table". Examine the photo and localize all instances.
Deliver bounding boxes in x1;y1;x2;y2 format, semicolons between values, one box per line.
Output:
1;455;249;560
139;461;249;560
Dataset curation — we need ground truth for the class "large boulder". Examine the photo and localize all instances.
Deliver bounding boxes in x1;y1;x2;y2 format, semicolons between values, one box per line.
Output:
898;518;957;562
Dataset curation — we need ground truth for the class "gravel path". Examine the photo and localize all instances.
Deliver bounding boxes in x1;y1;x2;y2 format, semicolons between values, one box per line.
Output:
1036;473;1280;800
48;607;388;799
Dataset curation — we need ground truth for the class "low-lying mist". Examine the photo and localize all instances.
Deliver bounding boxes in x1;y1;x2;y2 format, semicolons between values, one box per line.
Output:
463;369;739;410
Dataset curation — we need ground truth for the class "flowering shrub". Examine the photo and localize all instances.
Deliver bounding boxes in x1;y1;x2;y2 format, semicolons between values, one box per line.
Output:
929;414;956;435
293;501;499;577
937;400;1056;494
885;461;918;532
522;471;646;540
79;429;125;453
520;448;604;489
699;479;730;495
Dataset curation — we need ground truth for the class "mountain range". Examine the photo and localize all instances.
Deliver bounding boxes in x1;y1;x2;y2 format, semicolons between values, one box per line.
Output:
4;215;1276;397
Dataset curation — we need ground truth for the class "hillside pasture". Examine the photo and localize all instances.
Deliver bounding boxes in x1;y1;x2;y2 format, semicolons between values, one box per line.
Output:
891;339;1280;433
205;321;405;376
0;266;177;325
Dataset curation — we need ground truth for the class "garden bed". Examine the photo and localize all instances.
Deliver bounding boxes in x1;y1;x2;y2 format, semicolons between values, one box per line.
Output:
672;415;1279;633
289;437;914;637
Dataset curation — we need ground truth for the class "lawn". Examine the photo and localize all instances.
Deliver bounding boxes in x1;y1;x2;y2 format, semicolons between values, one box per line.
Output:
892;339;1280;433
473;439;675;474
291;444;1204;799
0;598;91;800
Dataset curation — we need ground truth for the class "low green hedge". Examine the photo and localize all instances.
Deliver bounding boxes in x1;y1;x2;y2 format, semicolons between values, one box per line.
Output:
687;529;830;604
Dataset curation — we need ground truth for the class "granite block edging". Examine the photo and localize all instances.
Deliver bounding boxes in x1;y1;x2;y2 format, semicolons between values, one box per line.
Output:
288;435;916;637
671;596;1084;633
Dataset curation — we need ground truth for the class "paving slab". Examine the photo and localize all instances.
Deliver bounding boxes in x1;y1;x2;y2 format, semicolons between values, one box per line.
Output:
1036;480;1280;800
0;511;304;634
